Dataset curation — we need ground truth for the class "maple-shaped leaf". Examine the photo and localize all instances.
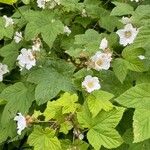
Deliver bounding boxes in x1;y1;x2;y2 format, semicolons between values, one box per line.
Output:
24;10;64;48
0;82;35;125
77;103;124;150
27;60;76;105
28;126;61;150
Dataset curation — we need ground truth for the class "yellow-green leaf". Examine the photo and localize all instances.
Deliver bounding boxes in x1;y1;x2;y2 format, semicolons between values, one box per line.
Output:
60;121;73;134
87;90;114;117
28;126;61;150
55;92;79;114
0;0;18;5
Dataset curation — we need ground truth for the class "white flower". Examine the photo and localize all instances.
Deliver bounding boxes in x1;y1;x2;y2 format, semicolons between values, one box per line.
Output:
37;0;45;9
99;38;108;50
0;63;9;82
64;26;71;36
82;75;101;93
17;48;36;71
116;24;139;46
138;55;145;60
32;38;41;51
120;17;131;25
3;15;14;28
14;32;23;43
90;51;112;71
14;113;27;135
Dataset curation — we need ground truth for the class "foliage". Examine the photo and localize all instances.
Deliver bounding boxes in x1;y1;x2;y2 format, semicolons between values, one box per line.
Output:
0;0;150;150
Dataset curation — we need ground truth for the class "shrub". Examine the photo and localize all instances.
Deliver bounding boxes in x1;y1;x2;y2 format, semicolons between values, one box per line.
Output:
0;0;150;149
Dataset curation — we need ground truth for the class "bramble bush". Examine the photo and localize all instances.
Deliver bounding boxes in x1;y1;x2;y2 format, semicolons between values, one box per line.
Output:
0;0;150;149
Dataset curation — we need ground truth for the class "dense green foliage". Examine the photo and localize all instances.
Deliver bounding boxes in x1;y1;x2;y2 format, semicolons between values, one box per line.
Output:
0;0;150;149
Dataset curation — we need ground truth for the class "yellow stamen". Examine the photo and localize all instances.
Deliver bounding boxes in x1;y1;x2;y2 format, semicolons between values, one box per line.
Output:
96;59;103;66
125;31;132;38
87;82;94;88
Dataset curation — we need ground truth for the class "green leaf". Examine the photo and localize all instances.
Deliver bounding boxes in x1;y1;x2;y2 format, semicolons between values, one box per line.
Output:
0;17;14;40
122;48;145;60
28;126;61;150
115;83;150;109
43;92;79;121
24;10;64;48
43;101;61;121
66;29;101;57
0;42;21;70
77;103;124;149
135;72;150;84
123;128;150;150
113;58;128;83
122;48;147;72
87;127;123;150
61;139;89;150
72;140;89;150
32;110;43;119
74;29;100;48
22;0;30;5
116;84;150;142
128;139;150;150
59;121;73;134
61;0;81;12
78;104;124;129
125;59;147;72
133;109;150;143
0;82;35;125
73;68;93;79
0;120;16;144
87;90;114;117
95;70;132;96
74;17;92;28
134;25;150;49
55;92;79;114
132;5;150;26
0;0;18;5
27;61;75;105
84;0;109;19
111;2;134;16
99;16;122;32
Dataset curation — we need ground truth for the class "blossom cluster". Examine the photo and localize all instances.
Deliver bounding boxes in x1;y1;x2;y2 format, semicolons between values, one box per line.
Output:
2;2;146;136
81;15;143;94
3;15;72;72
